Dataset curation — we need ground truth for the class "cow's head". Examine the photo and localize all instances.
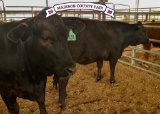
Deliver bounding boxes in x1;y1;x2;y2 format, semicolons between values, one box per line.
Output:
7;7;84;77
130;21;149;46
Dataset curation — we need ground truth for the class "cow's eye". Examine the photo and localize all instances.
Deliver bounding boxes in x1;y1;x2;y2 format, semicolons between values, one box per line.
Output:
42;36;48;42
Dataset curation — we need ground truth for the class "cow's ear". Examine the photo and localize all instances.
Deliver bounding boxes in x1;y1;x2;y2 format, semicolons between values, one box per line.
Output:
7;23;29;43
137;21;142;25
136;21;144;30
64;20;85;34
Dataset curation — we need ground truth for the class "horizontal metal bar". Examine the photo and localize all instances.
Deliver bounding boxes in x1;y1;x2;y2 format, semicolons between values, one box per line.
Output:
122;54;160;67
0;10;40;13
149;39;160;43
130;7;160;10
134;58;160;67
115;12;160;15
127;46;160;55
135;48;160;55
122;54;132;58
118;60;160;78
2;10;160;15
114;4;130;7
6;6;45;8
144;25;160;29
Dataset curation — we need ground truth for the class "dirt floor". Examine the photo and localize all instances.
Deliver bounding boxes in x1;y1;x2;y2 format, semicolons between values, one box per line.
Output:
0;48;160;114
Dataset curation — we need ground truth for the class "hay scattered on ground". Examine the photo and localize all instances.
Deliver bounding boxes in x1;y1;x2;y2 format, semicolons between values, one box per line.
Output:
0;61;160;114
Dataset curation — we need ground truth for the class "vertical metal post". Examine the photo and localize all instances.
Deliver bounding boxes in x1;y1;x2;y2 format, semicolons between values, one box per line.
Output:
131;46;136;65
101;2;106;21
46;0;48;7
92;11;94;19
142;10;143;21
113;4;115;20
134;0;139;23
99;0;108;21
103;0;108;21
149;8;151;21
74;9;75;17
31;7;34;17
0;0;6;21
131;0;139;65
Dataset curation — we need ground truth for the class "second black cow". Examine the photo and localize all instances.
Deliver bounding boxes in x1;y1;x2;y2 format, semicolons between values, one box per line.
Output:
53;17;149;108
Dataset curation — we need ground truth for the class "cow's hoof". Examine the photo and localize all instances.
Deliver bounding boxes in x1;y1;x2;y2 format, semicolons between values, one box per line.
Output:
96;75;102;81
60;104;66;109
110;80;116;83
96;78;101;81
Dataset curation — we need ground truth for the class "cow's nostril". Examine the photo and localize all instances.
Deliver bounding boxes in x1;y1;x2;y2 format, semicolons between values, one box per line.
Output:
66;67;76;74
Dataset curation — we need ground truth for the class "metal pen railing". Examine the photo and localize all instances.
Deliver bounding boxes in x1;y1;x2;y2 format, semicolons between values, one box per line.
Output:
0;6;45;21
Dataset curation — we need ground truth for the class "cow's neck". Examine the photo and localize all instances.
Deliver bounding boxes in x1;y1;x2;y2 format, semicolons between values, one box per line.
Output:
23;45;46;82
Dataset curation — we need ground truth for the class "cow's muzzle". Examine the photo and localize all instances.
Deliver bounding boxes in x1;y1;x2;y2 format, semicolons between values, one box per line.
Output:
66;66;76;75
144;38;150;45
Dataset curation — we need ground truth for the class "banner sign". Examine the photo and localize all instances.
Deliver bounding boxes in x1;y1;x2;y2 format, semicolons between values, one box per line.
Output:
46;2;115;18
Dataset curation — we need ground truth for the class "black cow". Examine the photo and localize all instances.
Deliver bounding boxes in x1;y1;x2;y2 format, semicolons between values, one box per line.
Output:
0;8;84;114
53;17;149;108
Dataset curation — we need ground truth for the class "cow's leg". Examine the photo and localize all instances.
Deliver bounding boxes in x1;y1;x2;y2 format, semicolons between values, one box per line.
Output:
96;60;103;81
53;75;59;90
59;77;69;109
35;77;48;114
1;93;19;114
109;58;118;83
37;99;47;114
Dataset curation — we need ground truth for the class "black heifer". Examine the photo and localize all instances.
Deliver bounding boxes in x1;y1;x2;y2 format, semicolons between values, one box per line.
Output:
53;17;149;108
0;8;83;114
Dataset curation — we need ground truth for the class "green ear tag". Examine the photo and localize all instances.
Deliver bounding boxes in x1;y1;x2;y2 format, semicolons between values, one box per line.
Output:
68;29;76;41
